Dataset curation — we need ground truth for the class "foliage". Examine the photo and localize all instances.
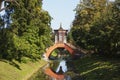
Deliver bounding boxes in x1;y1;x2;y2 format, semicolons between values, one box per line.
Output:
70;0;120;55
0;60;47;80
71;54;120;80
0;0;52;61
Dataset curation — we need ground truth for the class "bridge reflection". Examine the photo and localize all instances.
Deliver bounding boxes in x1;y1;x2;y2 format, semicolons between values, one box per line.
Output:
45;68;65;80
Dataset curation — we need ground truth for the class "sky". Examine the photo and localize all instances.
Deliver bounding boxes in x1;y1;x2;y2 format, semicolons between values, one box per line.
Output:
42;0;115;30
0;0;115;30
42;0;79;30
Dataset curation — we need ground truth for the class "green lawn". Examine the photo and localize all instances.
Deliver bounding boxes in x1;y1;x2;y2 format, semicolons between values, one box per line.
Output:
0;59;47;80
1;54;119;80
67;54;120;80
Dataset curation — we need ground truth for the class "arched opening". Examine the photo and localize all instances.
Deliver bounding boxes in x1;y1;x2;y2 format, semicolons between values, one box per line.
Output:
49;48;73;60
45;43;75;59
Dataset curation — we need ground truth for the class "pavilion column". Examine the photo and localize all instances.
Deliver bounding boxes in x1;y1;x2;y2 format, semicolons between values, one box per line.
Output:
54;24;68;43
55;34;58;43
64;35;67;43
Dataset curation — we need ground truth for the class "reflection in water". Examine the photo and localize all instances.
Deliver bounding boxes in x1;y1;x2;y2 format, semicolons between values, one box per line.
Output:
56;60;67;73
45;68;64;80
29;57;72;80
45;60;72;80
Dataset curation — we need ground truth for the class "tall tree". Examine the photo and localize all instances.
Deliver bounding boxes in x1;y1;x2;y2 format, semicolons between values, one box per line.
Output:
0;0;52;61
70;0;120;55
71;0;107;49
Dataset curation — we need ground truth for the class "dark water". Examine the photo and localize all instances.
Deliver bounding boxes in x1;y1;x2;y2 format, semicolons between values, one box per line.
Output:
28;59;71;80
28;65;49;80
28;58;83;80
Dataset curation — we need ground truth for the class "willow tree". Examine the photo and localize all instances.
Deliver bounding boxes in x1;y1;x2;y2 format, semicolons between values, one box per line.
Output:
0;0;52;61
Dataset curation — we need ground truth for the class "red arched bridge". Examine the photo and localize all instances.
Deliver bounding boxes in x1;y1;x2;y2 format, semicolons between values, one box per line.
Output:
44;43;87;59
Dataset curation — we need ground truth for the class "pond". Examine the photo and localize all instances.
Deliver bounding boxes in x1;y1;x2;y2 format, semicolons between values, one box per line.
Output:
28;54;83;80
28;59;73;80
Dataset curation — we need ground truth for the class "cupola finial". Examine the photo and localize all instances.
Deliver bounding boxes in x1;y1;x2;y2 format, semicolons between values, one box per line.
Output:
60;22;62;28
59;23;63;30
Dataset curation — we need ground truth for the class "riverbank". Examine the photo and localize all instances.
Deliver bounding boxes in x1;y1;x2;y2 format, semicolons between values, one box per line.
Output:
66;54;120;80
0;59;47;80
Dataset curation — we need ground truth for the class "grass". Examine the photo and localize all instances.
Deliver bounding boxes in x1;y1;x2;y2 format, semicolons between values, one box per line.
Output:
1;54;119;80
0;59;47;80
67;54;120;80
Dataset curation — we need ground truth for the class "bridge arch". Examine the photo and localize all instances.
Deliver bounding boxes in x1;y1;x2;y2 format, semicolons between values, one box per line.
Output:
45;43;75;59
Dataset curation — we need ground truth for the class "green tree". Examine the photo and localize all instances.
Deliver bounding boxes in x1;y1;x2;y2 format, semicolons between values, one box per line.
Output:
70;0;120;55
0;0;52;61
71;0;107;49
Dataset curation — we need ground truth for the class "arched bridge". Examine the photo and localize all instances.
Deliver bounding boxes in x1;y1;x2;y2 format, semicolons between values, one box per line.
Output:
44;43;86;59
43;26;87;59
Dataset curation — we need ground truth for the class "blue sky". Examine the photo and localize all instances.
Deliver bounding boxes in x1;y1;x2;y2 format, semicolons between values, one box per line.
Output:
42;0;79;30
42;0;115;30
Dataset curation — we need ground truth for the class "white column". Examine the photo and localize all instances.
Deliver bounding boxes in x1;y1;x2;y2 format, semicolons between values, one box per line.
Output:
64;36;67;43
55;35;57;43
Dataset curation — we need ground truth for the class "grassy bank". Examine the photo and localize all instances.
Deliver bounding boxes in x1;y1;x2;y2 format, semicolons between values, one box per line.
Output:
0;59;47;80
67;54;120;80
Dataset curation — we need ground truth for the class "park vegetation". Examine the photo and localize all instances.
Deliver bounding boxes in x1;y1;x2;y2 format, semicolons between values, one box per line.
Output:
69;0;120;56
0;0;120;80
0;0;52;62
